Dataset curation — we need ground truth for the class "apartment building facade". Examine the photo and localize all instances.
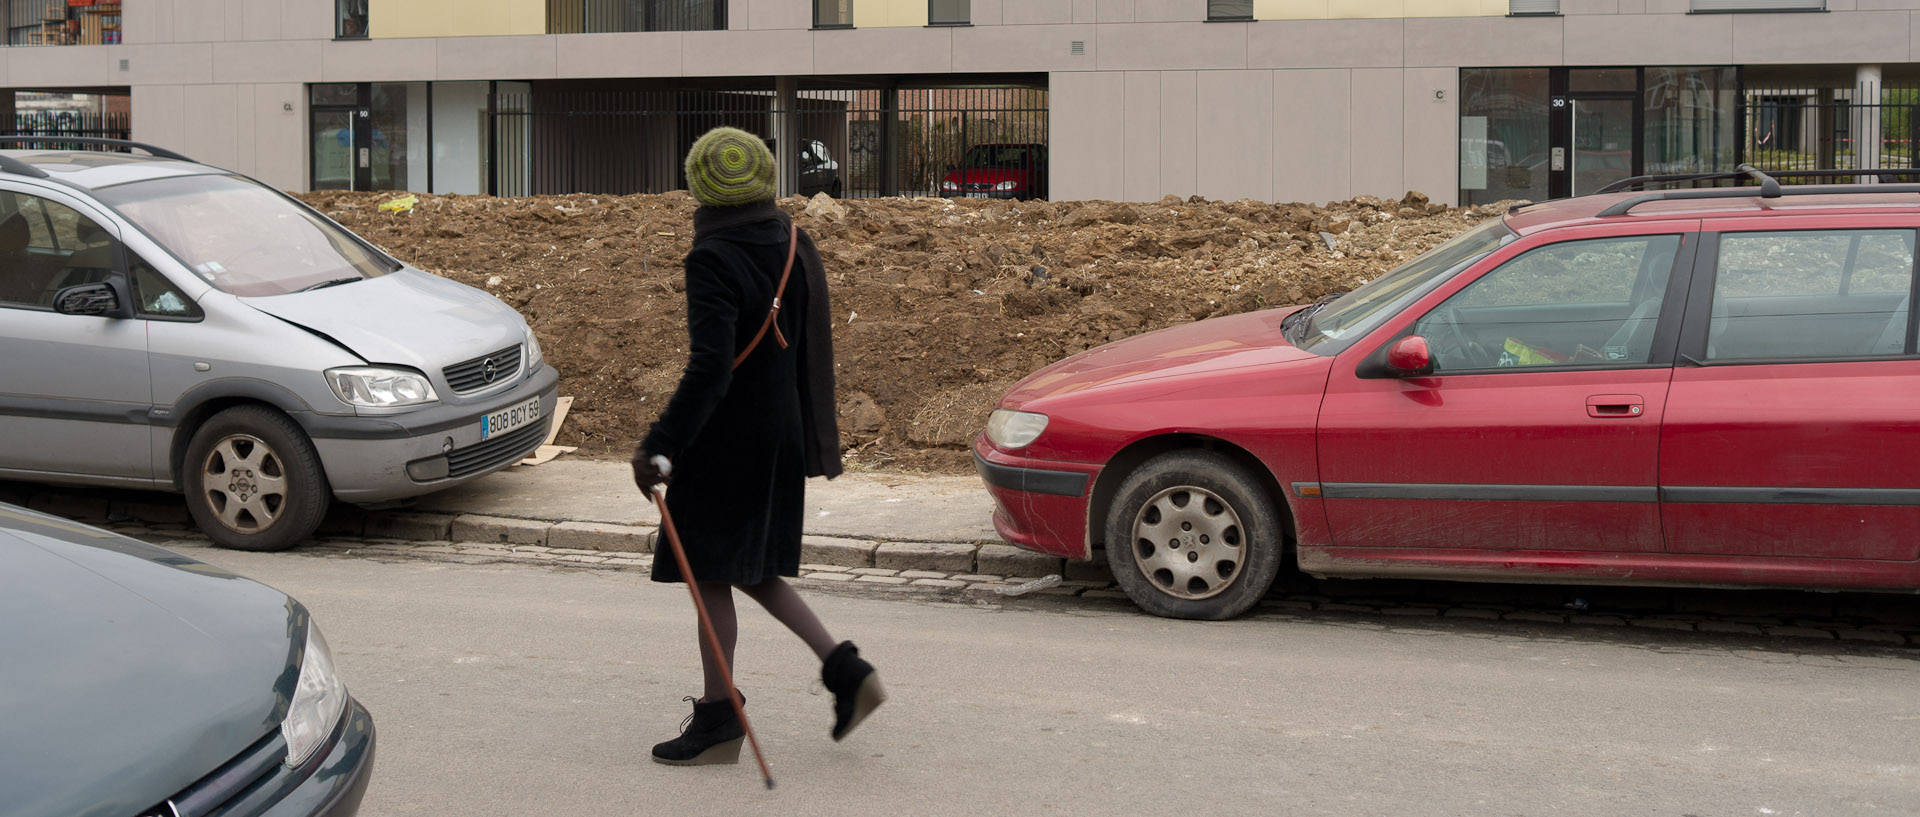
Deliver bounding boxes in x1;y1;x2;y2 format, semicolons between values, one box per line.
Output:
1;0;1915;205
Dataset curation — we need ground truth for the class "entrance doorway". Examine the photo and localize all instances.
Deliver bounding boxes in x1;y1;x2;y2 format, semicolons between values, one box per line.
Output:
1460;67;1737;206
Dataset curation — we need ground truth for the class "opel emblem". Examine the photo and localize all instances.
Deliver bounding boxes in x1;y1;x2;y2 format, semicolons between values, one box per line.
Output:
482;357;498;383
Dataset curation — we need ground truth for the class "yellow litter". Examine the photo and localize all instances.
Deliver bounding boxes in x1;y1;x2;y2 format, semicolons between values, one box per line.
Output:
378;194;418;214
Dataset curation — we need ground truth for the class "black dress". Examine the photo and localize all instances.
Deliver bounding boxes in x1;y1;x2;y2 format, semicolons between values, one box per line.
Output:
641;203;841;585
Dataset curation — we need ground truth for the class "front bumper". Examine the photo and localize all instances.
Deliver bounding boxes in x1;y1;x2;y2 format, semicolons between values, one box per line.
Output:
262;699;375;817
973;435;1098;560
944;190;1025;200
309;365;560;503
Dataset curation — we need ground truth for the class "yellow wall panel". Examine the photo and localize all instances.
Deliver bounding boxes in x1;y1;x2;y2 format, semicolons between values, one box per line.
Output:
1328;0;1404;17
1253;0;1330;19
372;0;542;37
854;0;928;27
1405;0;1484;16
1256;0;1502;17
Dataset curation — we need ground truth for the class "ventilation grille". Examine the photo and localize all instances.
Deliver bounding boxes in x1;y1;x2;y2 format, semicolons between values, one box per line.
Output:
1070;40;1085;56
444;344;523;394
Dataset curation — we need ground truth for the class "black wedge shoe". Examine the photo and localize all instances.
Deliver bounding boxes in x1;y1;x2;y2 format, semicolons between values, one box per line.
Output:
821;641;885;741
651;695;746;765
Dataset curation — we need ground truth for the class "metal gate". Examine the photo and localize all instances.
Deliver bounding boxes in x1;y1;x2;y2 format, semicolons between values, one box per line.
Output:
486;80;1049;200
1741;82;1920;173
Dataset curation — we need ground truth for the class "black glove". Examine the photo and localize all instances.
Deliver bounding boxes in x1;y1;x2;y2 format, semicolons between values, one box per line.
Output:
631;445;670;493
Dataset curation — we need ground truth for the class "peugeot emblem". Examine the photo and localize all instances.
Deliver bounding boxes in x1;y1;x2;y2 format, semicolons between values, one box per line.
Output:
482;357;498;383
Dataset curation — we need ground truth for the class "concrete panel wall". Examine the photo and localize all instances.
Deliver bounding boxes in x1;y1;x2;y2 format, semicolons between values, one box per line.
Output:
1123;71;1161;200
1402;66;1457;203
1052;71;1127;201
1350;68;1404;197
1161;70;1198;197
1274;69;1351;204
1197;70;1275;201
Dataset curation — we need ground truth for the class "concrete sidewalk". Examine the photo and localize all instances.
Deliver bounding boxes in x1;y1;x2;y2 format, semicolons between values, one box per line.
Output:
340;459;1080;578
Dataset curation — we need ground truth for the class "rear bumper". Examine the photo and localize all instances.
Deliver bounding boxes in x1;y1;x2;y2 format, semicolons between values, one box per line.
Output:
973;435;1098;560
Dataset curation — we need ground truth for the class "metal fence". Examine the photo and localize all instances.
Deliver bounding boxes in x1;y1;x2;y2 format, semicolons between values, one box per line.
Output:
546;0;724;33
1742;82;1920;174
6;110;131;146
488;83;1049;199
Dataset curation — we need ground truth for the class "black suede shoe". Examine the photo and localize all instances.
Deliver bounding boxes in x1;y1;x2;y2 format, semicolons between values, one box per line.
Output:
821;641;885;741
651;695;746;765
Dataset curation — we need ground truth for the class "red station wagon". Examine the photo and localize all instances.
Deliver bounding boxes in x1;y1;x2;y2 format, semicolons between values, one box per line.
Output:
976;167;1920;620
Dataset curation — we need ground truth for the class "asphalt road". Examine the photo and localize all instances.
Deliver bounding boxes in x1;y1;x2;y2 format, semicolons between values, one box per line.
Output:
177;542;1920;817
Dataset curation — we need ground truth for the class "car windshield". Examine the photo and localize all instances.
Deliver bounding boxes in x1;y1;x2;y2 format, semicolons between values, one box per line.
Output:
93;174;396;297
1292;217;1515;353
960;145;1036;169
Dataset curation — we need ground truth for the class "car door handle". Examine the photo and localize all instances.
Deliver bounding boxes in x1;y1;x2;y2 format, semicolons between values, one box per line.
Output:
1586;394;1644;418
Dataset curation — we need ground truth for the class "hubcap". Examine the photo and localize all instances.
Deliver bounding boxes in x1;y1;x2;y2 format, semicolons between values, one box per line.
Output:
201;434;289;534
1130;485;1244;601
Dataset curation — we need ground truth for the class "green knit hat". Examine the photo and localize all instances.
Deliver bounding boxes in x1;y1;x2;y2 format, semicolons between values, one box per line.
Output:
685;127;776;207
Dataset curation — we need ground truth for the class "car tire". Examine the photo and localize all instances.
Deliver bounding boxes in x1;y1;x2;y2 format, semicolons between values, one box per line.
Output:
183;405;331;552
1104;450;1283;620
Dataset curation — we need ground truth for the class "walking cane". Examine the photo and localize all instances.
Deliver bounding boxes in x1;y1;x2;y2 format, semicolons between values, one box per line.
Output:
650;477;776;790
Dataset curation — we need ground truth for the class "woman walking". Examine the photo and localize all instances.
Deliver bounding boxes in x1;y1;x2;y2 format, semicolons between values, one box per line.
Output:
631;127;883;766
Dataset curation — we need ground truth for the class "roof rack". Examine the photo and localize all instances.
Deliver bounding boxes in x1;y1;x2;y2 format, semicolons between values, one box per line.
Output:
1596;166;1920;195
1596;164;1920;218
0;136;195;163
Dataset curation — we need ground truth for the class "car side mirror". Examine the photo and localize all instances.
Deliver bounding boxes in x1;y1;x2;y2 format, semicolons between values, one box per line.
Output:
53;282;122;317
1384;335;1433;376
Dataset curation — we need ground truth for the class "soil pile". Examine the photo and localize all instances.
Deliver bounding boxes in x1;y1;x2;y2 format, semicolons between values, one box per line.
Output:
296;190;1510;472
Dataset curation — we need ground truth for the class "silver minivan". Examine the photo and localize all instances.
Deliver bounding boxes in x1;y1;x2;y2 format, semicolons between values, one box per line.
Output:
0;142;558;550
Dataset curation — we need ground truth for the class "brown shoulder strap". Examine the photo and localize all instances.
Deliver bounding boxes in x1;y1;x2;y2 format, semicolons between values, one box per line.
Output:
732;222;800;370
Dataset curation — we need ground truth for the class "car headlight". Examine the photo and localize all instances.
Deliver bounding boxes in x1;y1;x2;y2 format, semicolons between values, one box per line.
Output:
985;409;1049;450
941;180;960;191
282;622;348;767
524;327;544;373
994;180;1019;191
326;366;438;407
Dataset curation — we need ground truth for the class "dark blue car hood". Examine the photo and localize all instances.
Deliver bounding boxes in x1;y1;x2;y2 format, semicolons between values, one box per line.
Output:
0;506;301;817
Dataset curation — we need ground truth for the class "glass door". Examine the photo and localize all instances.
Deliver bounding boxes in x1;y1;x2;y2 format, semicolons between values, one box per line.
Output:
310;109;355;191
1571;98;1635;195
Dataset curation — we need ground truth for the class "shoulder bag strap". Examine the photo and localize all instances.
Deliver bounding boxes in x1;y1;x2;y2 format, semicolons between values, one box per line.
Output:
732;221;801;371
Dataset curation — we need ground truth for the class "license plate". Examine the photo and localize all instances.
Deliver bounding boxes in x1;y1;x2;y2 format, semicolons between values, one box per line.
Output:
966;192;990;198
479;396;541;440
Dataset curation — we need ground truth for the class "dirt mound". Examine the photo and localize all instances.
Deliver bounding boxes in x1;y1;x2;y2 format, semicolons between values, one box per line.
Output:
297;189;1510;473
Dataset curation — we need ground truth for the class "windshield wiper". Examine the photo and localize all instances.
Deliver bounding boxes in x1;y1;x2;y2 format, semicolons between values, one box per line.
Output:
1285;291;1345;341
299;277;362;292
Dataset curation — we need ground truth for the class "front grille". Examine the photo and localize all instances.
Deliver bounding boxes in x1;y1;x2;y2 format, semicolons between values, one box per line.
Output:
964;182;994;191
443;345;522;394
142;730;284;817
447;416;549;479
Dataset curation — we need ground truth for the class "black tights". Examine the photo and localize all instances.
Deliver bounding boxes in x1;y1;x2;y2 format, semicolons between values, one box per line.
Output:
695;577;836;702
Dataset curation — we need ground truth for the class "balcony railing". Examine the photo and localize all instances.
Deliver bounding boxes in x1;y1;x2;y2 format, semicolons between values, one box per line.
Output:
6;0;120;46
548;0;724;33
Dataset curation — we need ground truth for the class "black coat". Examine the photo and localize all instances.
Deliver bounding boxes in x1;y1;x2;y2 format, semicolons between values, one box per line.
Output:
641;202;841;585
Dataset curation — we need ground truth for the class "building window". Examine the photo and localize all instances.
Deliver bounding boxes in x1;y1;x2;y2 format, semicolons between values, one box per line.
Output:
1207;0;1252;21
1509;0;1560;14
337;0;368;38
815;0;852;28
929;0;967;25
1690;0;1824;11
547;0;725;33
1460;68;1550;208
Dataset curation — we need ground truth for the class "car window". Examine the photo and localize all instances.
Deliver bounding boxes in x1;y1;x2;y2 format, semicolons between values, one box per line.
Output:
0;191;116;310
93;173;395;297
1708;229;1916;361
1294;218;1515;354
1414;234;1682;371
130;252;201;319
